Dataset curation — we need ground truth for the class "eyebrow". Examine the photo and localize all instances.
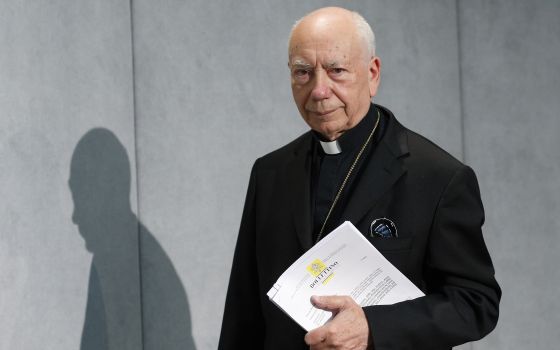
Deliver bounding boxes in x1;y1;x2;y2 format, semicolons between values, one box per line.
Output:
290;60;313;69
289;60;345;70
324;61;342;69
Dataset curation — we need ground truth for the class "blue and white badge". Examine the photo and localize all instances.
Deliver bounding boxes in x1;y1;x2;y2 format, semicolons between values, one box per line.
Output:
369;218;398;238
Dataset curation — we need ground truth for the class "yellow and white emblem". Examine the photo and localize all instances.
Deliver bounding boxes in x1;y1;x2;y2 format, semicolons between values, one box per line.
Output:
307;259;327;277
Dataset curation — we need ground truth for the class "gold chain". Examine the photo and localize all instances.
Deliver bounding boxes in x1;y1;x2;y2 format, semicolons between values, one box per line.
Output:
315;109;381;243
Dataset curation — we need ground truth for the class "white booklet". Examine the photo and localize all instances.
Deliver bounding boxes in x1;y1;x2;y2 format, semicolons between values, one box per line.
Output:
267;221;424;331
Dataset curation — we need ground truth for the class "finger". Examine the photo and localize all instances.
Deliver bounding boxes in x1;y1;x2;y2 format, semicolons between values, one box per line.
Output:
311;295;351;312
304;327;327;345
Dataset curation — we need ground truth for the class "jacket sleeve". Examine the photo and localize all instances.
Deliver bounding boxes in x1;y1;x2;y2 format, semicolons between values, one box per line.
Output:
364;166;501;350
218;160;265;349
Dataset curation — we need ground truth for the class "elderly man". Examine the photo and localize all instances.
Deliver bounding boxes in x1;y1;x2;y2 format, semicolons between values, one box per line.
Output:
219;7;500;350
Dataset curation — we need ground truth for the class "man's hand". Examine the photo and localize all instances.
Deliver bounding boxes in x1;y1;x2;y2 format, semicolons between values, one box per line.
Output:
304;295;372;350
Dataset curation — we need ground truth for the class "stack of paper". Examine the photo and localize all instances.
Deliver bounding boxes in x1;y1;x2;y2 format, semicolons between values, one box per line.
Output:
267;221;424;331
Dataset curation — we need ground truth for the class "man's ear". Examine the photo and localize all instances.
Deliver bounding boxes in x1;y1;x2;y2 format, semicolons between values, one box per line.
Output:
368;56;381;97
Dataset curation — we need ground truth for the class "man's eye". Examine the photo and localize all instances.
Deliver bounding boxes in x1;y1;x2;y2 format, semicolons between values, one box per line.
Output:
329;68;345;75
294;69;309;77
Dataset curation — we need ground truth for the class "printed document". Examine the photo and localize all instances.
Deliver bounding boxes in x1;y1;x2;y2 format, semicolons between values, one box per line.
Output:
267;221;424;331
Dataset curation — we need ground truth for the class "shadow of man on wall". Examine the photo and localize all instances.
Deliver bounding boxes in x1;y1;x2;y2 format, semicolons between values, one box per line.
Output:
69;128;196;350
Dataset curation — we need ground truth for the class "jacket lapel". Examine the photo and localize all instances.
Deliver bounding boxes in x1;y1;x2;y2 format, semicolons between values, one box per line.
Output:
286;134;314;250
341;110;410;226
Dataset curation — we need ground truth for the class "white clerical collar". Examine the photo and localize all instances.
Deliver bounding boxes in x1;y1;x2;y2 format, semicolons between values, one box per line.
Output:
319;139;342;155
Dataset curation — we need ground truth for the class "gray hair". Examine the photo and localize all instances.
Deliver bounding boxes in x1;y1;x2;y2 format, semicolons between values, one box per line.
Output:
289;10;376;59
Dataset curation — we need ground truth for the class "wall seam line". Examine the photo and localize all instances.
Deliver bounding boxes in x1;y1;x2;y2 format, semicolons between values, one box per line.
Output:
455;3;472;350
128;0;145;348
456;0;467;165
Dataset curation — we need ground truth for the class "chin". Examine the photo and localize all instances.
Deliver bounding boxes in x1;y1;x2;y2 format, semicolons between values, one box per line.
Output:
83;241;93;253
317;123;346;140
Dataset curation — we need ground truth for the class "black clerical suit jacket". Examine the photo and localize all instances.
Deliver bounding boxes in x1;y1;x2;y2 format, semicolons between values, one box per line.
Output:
219;105;500;350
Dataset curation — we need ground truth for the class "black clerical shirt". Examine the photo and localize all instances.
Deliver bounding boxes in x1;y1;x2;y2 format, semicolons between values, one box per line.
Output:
311;104;387;243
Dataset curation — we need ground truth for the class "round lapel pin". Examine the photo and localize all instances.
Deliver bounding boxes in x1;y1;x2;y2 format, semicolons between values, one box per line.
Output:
369;218;398;238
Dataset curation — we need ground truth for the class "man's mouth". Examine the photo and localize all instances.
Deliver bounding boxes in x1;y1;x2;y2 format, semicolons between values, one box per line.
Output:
310;108;337;116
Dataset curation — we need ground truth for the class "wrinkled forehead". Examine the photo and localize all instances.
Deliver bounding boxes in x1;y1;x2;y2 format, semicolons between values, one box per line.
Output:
288;34;364;65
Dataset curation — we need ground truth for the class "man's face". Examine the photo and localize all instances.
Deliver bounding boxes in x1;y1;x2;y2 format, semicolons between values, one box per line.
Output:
289;18;380;140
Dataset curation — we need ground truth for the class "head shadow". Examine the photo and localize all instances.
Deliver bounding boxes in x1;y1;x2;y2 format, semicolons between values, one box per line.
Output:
69;128;196;349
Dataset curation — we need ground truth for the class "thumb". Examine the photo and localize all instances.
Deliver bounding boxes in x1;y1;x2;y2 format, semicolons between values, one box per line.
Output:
311;295;349;312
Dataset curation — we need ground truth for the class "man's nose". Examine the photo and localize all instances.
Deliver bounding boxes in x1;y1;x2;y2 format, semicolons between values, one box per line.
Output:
310;70;332;100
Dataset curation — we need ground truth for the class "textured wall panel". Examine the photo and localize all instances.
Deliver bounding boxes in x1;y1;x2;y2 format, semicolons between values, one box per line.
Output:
459;0;560;349
372;0;463;159
0;1;141;349
132;1;463;348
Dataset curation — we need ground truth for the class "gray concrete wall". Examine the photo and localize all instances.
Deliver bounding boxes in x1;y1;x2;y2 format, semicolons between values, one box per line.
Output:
0;1;142;349
459;1;560;348
1;0;558;349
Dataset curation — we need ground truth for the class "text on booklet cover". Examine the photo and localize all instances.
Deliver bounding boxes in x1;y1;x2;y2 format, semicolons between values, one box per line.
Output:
267;221;424;331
